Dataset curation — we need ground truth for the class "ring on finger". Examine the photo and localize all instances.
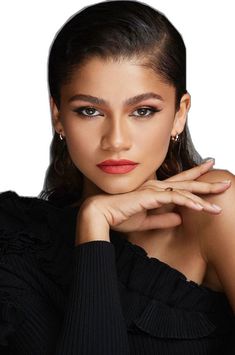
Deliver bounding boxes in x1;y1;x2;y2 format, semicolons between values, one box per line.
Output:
165;187;174;191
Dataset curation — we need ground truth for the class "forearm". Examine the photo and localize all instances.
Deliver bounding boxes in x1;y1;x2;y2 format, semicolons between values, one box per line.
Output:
55;208;130;354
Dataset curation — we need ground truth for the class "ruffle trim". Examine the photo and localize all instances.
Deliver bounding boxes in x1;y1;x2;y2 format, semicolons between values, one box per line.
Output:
110;230;235;339
132;298;216;339
110;231;231;309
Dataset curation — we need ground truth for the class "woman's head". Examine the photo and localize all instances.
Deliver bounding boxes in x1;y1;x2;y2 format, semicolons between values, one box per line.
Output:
49;0;187;110
40;0;203;206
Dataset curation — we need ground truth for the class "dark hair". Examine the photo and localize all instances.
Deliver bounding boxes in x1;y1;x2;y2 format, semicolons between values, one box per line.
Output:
39;0;203;207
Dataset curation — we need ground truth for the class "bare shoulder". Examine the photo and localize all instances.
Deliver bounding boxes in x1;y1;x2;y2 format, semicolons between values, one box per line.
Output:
180;167;234;219
192;167;235;242
181;168;235;309
195;167;234;190
194;168;235;228
181;167;235;243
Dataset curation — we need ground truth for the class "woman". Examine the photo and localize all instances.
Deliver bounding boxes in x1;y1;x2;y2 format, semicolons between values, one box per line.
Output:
0;0;234;354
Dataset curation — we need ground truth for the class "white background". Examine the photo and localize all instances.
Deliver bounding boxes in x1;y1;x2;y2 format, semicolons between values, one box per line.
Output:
0;0;234;197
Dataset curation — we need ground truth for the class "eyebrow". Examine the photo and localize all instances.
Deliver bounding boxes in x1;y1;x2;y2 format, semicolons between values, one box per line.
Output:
68;92;164;106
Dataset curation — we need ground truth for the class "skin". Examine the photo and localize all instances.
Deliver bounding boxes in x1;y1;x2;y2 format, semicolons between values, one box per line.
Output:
51;56;190;197
51;56;235;310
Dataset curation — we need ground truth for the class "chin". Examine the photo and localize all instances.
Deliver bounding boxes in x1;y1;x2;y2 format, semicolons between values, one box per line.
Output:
101;186;134;195
96;180;139;195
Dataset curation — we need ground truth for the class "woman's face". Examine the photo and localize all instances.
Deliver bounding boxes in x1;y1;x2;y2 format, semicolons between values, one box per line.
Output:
51;57;190;198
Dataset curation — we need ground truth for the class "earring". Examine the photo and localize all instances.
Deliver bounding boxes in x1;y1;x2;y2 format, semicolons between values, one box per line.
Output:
171;133;180;142
59;132;64;141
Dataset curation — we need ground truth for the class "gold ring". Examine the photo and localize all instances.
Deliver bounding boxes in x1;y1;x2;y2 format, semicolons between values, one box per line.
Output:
165;187;174;191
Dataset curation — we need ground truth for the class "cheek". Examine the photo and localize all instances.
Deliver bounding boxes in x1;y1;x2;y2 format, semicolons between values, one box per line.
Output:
137;121;171;154
64;126;95;164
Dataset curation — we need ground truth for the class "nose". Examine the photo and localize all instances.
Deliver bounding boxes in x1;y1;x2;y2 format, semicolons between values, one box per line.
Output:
100;115;132;152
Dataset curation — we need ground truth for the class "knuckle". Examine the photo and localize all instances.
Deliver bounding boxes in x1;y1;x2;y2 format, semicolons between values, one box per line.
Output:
174;188;184;195
170;190;178;202
208;182;214;191
195;196;204;204
199;166;206;174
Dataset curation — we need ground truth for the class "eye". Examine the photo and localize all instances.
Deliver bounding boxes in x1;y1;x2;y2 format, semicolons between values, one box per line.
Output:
72;106;101;119
131;107;161;119
72;105;161;120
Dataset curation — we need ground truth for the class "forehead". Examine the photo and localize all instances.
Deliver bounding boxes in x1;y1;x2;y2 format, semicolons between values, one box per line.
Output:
61;57;175;103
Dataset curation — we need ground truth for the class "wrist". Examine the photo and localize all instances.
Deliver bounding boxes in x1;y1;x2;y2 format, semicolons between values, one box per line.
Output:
75;204;110;246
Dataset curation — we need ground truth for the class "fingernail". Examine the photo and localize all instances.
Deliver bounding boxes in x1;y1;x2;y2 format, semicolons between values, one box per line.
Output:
220;180;231;184
203;158;215;164
212;204;222;211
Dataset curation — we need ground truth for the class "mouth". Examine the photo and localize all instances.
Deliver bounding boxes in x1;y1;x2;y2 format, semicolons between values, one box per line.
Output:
97;164;138;174
97;159;138;166
96;159;139;174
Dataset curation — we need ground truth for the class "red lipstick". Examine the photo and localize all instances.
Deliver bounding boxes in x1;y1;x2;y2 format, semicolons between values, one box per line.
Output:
97;159;138;166
97;159;139;174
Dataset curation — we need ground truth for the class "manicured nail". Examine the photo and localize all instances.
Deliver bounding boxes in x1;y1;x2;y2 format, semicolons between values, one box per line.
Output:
203;158;215;164
220;180;231;184
212;204;222;211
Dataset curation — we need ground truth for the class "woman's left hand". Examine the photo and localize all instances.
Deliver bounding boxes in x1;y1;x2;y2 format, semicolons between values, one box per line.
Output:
138;160;231;208
132;160;231;229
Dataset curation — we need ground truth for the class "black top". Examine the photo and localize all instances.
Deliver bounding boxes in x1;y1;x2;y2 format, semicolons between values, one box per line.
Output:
0;190;235;355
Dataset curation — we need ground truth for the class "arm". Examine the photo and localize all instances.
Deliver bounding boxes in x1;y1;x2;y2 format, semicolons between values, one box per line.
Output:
0;191;129;355
55;207;130;355
0;242;129;355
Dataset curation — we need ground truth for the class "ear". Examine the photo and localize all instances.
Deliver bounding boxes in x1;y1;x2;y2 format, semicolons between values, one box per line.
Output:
50;96;64;135
171;92;191;136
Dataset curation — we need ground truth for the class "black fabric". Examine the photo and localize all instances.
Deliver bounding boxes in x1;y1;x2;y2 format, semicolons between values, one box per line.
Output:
0;190;235;354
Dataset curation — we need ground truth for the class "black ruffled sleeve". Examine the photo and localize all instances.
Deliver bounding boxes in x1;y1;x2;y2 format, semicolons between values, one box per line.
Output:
0;190;130;354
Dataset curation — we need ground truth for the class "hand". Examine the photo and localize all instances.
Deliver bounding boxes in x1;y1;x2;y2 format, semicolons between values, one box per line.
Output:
77;159;231;236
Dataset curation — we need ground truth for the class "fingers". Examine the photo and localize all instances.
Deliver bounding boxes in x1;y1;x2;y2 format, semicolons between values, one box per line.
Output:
148;179;231;195
165;159;215;182
149;189;223;214
171;189;222;213
140;175;231;215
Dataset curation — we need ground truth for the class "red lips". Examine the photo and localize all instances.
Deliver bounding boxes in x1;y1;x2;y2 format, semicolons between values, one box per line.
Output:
97;159;138;166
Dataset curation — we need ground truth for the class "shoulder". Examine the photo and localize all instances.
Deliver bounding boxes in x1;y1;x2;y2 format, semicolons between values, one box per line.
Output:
193;168;235;230
180;168;235;229
194;167;234;191
0;190;47;255
182;169;235;310
191;168;235;251
0;190;52;231
180;168;235;227
0;190;76;289
0;190;34;230
0;189;75;254
0;189;72;224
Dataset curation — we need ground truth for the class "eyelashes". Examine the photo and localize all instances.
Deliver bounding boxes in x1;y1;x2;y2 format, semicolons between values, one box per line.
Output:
72;106;162;120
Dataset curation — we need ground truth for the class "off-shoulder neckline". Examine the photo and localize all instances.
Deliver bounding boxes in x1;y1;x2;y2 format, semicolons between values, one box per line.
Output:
110;230;226;296
0;191;228;297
